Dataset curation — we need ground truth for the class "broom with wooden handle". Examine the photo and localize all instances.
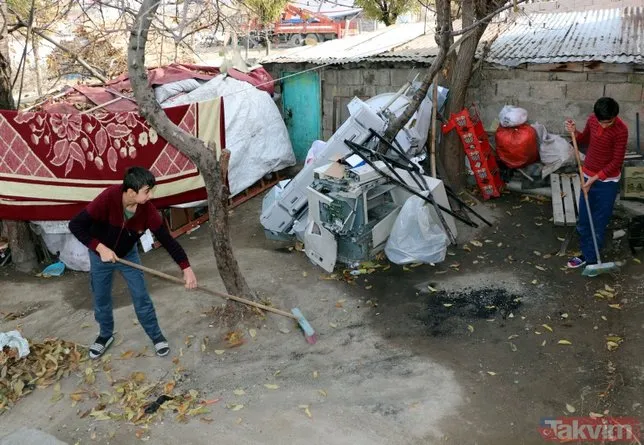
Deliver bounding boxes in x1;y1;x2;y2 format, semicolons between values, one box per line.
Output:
117;258;317;344
570;131;619;277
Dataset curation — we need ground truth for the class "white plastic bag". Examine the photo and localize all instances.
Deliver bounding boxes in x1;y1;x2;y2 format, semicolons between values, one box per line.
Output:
499;105;528;127
305;140;327;165
384;195;449;265
0;330;30;358
531;122;575;178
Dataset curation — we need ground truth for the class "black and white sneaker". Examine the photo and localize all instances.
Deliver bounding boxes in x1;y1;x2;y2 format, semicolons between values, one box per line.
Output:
89;335;114;359
153;335;170;357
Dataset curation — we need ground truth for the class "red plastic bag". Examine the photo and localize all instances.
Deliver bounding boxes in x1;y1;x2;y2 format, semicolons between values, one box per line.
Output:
495;124;539;169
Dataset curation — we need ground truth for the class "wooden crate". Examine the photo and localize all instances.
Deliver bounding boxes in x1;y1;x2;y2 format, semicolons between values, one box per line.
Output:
551;173;581;226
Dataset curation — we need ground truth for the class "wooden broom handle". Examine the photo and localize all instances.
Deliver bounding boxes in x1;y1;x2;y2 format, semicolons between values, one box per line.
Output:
116;258;297;320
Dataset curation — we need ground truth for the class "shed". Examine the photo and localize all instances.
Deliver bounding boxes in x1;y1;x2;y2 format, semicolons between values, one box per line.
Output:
262;6;644;161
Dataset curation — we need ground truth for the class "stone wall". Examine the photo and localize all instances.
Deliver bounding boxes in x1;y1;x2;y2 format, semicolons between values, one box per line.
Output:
265;62;643;148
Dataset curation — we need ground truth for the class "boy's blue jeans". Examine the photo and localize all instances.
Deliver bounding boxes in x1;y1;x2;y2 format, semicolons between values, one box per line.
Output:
577;180;620;264
89;246;162;341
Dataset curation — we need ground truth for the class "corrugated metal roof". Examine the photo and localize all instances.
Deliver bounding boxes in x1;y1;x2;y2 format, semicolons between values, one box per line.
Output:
485;6;644;66
260;23;426;64
262;7;644;66
290;0;362;18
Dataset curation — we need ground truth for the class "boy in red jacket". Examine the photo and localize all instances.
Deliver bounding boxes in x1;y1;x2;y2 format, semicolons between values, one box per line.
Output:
69;167;198;358
564;97;628;272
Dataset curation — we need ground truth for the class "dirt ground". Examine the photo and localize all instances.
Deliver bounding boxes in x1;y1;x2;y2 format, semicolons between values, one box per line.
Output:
1;191;643;445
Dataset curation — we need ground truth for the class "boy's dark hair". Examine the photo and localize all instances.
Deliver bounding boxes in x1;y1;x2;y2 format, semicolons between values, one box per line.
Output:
594;97;619;121
122;167;156;192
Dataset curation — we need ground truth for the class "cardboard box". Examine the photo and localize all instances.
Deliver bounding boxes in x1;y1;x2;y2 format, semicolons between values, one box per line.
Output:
623;165;644;199
168;208;196;231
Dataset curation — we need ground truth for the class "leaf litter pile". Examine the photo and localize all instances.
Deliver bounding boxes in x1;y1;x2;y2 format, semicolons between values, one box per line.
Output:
1;336;219;428
1;338;84;410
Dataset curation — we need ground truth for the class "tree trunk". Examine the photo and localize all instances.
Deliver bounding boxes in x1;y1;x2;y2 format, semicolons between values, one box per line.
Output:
0;0;38;273
32;36;42;97
440;0;494;189
128;0;255;304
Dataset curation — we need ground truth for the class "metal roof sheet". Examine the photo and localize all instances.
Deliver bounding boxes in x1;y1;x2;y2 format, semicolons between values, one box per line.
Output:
262;7;644;66
260;23;426;64
484;6;644;66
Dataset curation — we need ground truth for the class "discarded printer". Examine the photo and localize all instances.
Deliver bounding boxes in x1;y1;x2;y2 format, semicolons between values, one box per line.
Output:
260;90;488;272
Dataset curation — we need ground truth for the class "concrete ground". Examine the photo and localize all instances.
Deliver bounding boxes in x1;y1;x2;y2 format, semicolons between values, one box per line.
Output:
0;191;642;445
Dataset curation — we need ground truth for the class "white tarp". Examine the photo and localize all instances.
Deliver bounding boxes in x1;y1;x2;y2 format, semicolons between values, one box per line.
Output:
162;75;296;196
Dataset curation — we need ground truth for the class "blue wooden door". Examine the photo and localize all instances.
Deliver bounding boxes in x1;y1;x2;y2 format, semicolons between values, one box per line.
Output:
282;71;321;162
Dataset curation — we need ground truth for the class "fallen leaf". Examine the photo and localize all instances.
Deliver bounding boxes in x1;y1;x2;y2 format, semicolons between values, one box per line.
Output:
467;325;474;333
601;315;607;321
561;313;569;319
318;389;327;397
119;350;135;360
427;285;438;293
507;334;518;340
470;240;483;247
541;340;547;347
608;304;622;310
164;381;176;394
542;324;553;332
233;389;246;396
604;284;615;292
606;341;620;351
230;404;244;411
131;372;146;384
312;371;319;379
410;262;423;268
566;403;576;413
299;405;312;418
264;384;279;390
487;371;497;376
329;322;337;328
214;350;225;355
531;280;538;285
558;339;572;345
302;271;308;277
463;245;471;252
509;342;518;352
535;265;546;271
365;285;373;290
443;303;453;308
633;258;641;264
200;417;214;424
589;412;604;419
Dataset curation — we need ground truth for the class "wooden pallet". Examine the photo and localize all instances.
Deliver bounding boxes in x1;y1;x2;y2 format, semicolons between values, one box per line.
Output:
551;173;581;226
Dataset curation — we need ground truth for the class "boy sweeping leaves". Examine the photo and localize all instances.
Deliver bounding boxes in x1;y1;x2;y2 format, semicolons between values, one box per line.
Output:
564;97;628;272
70;167;197;359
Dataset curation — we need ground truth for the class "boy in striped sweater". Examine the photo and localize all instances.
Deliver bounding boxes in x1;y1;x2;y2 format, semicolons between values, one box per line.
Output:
564;97;628;271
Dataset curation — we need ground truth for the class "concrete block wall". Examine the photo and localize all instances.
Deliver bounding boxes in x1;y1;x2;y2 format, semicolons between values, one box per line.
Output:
468;68;643;149
320;66;424;139
265;62;642;151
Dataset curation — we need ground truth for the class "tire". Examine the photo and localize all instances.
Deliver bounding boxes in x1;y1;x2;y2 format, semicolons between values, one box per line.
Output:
305;33;319;44
290;33;304;46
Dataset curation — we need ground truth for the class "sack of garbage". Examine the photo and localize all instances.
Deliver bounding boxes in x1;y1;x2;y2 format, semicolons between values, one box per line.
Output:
385;194;449;265
532;122;574;165
499;105;528;128
495;123;539;169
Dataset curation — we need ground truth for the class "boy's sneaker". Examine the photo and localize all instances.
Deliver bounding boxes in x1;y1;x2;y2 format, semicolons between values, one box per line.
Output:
153;335;170;357
89;335;114;359
567;256;586;269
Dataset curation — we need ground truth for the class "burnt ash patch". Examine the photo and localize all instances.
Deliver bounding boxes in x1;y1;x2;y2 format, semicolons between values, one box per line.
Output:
419;287;522;336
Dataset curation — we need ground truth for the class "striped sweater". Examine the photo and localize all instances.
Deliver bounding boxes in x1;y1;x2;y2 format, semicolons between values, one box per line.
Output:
575;115;628;181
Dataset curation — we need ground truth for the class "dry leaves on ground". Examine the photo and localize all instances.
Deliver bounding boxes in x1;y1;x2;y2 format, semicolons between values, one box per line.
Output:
0;338;85;411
